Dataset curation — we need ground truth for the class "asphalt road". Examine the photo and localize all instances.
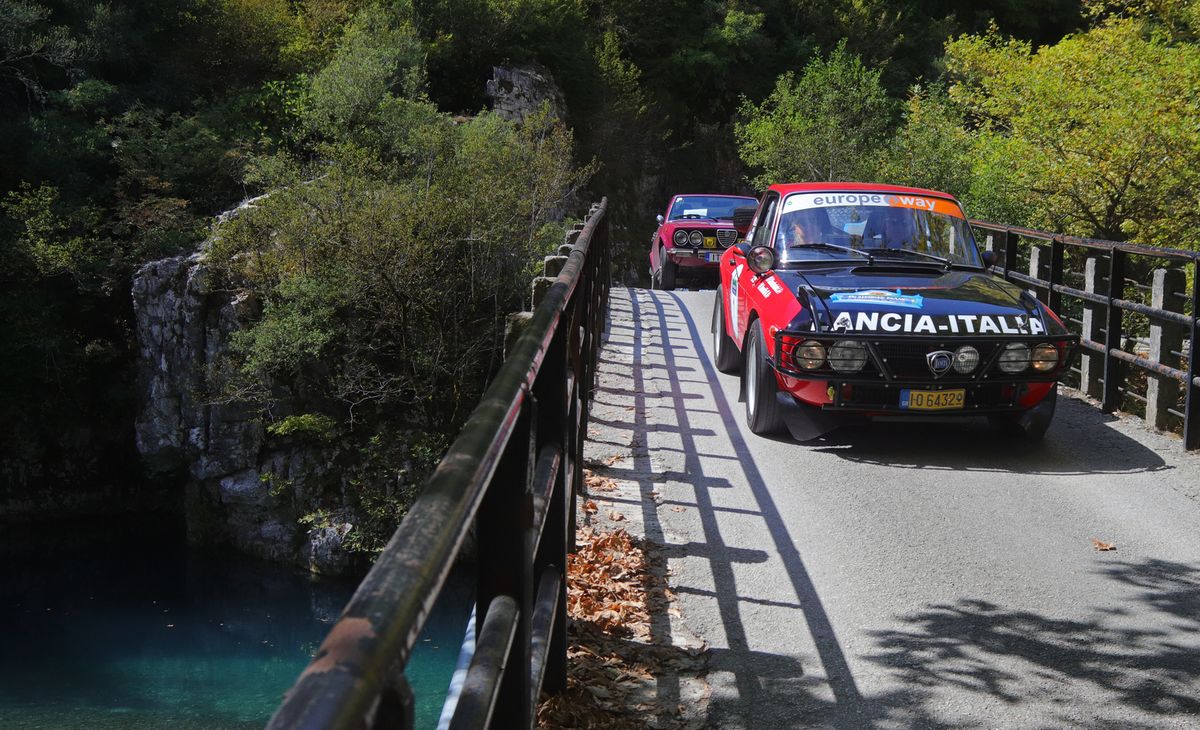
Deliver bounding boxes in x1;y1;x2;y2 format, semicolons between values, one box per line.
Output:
583;286;1200;730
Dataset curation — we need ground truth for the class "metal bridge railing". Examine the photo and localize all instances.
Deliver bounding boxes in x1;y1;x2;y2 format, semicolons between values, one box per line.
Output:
268;199;610;729
971;220;1200;449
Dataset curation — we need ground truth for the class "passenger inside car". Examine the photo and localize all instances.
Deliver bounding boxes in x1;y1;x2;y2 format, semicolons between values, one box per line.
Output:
864;209;919;249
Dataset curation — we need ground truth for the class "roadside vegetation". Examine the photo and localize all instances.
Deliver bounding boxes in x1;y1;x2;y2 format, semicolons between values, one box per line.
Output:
3;0;1198;553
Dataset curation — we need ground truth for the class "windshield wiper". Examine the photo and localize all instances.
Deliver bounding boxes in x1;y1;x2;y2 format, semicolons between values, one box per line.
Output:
865;247;950;268
791;242;873;262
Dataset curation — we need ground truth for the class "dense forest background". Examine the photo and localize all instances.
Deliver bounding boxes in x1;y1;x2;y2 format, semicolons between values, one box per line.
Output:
3;0;1198;556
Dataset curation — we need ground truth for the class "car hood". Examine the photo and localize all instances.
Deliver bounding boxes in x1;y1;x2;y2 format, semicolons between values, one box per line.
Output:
777;267;1067;337
665;219;746;231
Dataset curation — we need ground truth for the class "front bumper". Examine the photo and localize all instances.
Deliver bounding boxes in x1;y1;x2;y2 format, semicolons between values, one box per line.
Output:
771;330;1079;414
667;247;726;267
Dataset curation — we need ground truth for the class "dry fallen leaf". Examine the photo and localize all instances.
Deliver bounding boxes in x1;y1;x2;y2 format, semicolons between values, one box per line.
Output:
605;454;625;466
609;510;625;521
1091;537;1117;551
583;499;598;514
669;506;686;513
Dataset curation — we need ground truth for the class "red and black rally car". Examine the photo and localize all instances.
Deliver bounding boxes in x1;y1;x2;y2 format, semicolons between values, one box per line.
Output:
712;182;1078;441
650;193;758;289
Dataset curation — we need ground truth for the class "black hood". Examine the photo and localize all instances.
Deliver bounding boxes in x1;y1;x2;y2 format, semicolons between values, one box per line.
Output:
774;266;1067;337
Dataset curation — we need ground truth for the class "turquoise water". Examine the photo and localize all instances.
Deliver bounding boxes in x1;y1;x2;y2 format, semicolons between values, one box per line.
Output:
0;517;471;729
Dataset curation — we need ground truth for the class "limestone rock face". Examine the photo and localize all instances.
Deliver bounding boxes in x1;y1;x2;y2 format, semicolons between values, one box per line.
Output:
132;214;348;573
486;64;566;123
132;252;265;476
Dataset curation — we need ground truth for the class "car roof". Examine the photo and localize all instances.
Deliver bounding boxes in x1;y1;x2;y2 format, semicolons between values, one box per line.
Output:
671;193;758;199
766;182;959;201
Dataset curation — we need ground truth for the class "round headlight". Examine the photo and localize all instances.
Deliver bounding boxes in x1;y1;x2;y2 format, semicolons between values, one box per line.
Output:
673;229;688;246
1031;343;1058;372
953;345;980;373
998;342;1031;373
689;230;704;247
828;340;867;372
793;340;826;370
746;245;775;274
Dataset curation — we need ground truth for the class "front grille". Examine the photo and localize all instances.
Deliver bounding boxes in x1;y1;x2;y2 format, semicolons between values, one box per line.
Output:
872;342;1001;380
716;229;738;247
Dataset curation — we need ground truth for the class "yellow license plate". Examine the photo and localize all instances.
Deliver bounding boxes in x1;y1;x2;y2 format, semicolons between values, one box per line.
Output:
901;388;965;410
703;237;717;248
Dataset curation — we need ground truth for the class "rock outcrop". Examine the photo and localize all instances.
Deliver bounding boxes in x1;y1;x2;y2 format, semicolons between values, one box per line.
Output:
486;63;567;123
132;207;351;574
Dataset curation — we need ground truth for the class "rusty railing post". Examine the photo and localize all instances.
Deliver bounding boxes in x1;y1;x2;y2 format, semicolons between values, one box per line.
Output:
1049;236;1065;314
1003;230;1019;278
1185;258;1200;449
475;403;535;727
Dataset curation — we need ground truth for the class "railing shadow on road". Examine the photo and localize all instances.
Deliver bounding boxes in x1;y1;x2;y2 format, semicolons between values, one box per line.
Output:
587;288;957;728
591;288;1200;728
864;557;1200;727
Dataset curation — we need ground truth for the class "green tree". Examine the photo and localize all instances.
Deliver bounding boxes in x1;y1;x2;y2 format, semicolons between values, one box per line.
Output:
944;18;1200;245
736;42;894;186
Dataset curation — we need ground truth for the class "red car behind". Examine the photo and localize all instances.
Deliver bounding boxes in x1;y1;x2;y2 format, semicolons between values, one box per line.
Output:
650;194;757;289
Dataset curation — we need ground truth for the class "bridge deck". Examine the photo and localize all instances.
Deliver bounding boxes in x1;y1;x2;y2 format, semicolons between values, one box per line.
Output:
582;287;1200;729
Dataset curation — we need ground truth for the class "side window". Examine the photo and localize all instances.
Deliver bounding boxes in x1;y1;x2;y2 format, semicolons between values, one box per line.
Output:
751;194;778;248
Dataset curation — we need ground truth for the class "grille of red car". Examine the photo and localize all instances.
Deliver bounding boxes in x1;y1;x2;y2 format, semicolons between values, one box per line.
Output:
716;229;738;247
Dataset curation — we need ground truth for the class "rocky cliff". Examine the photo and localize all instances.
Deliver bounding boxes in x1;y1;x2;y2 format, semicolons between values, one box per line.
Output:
486;63;567;123
132;221;352;574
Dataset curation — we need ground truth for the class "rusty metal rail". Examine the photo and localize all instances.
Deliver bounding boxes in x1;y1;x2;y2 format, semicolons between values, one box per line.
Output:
971;220;1200;449
267;199;610;729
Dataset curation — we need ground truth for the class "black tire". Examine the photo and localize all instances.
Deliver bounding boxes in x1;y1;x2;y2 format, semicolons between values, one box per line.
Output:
989;384;1057;441
659;247;677;290
743;321;785;435
712;290;741;374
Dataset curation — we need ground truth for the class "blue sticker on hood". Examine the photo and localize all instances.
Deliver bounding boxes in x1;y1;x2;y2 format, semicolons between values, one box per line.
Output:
828;289;924;309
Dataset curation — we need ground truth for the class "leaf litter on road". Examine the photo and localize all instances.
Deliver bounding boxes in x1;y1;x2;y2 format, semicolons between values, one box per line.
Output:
537;525;706;729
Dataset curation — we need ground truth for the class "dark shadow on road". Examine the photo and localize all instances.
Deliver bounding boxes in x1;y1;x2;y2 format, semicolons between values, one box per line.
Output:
804;398;1171;475
865;558;1200;726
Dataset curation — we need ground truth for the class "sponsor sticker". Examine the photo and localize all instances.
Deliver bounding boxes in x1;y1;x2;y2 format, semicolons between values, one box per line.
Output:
729;264;744;340
829;311;1047;335
781;192;964;218
829;289;924;309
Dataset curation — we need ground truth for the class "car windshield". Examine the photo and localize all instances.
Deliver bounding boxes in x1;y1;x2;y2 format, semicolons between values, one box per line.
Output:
774;191;983;267
668;195;758;221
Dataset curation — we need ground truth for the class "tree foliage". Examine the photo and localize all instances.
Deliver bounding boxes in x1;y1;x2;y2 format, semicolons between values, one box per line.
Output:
942;17;1200;244
736;42;894;186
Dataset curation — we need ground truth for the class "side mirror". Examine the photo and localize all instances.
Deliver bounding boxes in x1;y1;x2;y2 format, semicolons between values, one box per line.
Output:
732;206;756;230
656;214;664;225
981;250;997;269
747;245;775;274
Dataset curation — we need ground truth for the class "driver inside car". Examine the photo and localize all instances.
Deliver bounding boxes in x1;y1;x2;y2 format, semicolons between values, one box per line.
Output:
778;208;835;247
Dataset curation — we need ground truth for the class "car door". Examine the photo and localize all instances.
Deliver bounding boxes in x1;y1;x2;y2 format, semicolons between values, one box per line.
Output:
731;192;779;344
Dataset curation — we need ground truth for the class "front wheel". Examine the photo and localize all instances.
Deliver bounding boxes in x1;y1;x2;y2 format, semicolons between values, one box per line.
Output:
712;290;740;374
743;322;785;435
657;247;677;290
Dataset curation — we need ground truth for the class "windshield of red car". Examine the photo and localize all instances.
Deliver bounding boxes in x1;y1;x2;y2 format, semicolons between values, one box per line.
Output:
775;191;983;267
667;196;757;221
